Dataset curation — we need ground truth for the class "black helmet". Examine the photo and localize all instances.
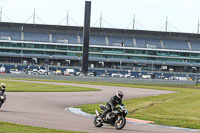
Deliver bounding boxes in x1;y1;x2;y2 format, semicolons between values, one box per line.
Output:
116;91;123;99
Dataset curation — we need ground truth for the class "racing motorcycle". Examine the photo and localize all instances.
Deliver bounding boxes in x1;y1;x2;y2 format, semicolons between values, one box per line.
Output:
94;104;128;130
0;91;6;109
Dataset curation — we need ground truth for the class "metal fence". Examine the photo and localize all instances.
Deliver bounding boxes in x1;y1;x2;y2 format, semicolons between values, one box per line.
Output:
0;73;197;85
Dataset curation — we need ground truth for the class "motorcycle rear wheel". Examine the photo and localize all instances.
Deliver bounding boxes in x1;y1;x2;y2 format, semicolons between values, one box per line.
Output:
94;116;103;127
114;116;126;130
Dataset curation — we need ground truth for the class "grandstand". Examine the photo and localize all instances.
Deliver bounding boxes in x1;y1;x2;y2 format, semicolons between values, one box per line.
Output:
0;22;200;74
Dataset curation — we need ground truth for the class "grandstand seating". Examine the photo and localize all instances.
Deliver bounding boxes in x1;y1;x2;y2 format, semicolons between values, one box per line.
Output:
163;40;189;50
135;38;161;48
0;30;198;57
78;35;107;46
24;32;49;42
108;36;133;47
0;30;21;41
52;33;78;44
1;30;198;53
90;35;106;46
3;22;200;75
190;41;200;51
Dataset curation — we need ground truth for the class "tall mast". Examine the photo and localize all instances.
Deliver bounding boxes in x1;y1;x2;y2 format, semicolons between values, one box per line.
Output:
0;7;2;22
33;8;36;24
198;19;199;34
165;16;168;32
133;14;135;30
66;10;69;26
100;12;102;28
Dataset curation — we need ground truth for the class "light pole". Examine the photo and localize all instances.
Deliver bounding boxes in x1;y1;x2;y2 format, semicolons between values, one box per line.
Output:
151;61;153;74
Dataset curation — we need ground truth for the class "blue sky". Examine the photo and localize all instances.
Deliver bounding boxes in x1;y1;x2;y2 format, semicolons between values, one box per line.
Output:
0;0;199;33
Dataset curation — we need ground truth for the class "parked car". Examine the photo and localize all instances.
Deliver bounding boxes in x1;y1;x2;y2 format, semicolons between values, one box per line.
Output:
38;69;48;75
125;74;131;78
142;75;151;79
111;73;121;78
10;69;22;74
55;70;62;75
64;69;75;76
0;66;6;73
32;69;38;75
88;72;95;77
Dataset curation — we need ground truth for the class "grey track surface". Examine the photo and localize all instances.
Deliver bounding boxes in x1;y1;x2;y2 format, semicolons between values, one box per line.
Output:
0;79;197;133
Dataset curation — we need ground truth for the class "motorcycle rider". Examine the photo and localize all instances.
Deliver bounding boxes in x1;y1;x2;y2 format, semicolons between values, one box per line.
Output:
0;83;6;108
100;91;124;121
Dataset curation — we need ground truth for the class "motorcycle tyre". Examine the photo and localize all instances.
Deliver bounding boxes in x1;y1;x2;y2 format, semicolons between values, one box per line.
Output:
94;116;103;128
0;100;2;109
114;116;126;130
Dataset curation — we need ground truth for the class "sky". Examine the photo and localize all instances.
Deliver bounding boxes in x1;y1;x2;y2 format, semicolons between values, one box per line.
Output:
0;0;200;33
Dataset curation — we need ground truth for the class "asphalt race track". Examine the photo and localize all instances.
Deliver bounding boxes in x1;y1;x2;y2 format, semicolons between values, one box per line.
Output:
0;79;198;133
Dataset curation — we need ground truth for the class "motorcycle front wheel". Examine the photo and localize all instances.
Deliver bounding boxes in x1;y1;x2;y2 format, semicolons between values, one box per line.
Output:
0;100;2;109
94;116;103;128
114;116;126;130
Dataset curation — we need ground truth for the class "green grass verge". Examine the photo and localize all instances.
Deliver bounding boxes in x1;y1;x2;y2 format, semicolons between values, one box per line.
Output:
3;80;100;92
0;121;87;133
2;77;200;88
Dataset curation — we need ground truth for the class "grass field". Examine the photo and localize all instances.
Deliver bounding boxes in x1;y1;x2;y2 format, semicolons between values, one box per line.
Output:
0;121;87;133
2;80;100;92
